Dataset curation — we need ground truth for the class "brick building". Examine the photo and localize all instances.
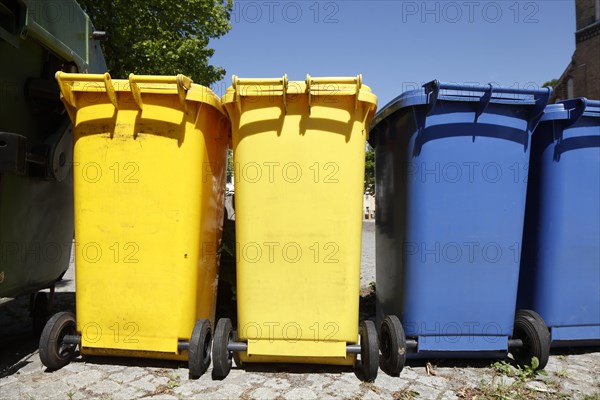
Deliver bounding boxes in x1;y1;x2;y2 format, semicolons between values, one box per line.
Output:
552;0;600;102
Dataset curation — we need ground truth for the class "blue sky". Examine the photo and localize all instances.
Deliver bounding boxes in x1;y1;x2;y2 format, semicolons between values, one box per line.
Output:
209;0;576;107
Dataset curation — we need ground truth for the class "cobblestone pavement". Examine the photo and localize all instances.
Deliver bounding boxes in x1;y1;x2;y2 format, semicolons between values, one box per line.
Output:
1;222;599;399
360;220;375;288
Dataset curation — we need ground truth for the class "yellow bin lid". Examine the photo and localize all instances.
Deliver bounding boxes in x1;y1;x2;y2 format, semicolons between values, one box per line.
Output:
55;71;227;120
221;74;377;114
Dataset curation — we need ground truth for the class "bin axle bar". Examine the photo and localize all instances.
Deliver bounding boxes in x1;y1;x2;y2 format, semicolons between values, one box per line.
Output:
63;335;81;345
508;339;524;348
228;341;248;352
178;342;190;351
226;341;363;355
346;345;361;354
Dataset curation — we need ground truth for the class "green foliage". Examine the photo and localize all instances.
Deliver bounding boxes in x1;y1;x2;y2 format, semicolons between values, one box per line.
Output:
78;0;233;85
492;360;517;377
392;387;419;400
520;356;542;381
226;149;234;182
472;378;534;400
581;394;600;400
555;367;568;378
542;79;558;88
491;357;542;382
364;145;375;195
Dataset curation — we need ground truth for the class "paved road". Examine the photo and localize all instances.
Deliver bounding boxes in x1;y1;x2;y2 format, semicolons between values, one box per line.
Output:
1;223;599;399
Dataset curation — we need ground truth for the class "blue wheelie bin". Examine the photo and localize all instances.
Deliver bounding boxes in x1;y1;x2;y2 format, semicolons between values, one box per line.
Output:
518;98;600;347
369;81;553;376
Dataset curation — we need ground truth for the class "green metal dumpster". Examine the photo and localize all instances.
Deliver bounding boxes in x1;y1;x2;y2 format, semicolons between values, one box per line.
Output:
0;0;106;334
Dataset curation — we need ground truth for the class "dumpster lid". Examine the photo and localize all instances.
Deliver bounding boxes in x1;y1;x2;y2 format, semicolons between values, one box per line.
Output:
371;80;553;134
17;0;107;73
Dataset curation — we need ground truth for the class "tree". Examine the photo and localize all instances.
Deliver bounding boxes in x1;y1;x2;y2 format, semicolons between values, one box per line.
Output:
226;148;234;181
364;145;375;196
542;79;558;88
78;0;233;86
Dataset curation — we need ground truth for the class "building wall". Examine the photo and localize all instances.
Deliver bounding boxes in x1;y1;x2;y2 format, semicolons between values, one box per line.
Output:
552;0;600;102
576;0;597;29
363;194;375;220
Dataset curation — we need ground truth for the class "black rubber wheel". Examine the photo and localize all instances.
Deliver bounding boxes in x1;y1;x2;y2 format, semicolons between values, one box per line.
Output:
519;310;549;332
359;320;379;382
511;309;550;370
380;315;406;377
212;318;233;380
32;292;49;337
188;319;212;379
39;312;77;370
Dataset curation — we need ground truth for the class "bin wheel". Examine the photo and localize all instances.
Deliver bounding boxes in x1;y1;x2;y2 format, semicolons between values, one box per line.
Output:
212;318;233;380
39;312;77;370
32;292;49;337
380;315;406;377
512;309;550;370
359;320;379;382
188;319;212;379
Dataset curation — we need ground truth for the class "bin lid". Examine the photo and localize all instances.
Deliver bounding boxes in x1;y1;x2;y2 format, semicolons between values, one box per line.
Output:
540;98;600;123
55;72;227;117
221;74;377;109
371;80;553;134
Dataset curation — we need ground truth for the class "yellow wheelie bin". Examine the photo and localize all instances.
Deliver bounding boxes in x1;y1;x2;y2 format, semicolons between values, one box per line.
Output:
38;72;230;378
212;75;378;381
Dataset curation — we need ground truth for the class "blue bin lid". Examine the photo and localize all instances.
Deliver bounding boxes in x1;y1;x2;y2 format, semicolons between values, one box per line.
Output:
540;98;600;124
371;80;553;134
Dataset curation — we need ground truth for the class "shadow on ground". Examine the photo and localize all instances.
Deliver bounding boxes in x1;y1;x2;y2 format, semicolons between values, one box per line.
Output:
0;292;75;377
71;354;187;371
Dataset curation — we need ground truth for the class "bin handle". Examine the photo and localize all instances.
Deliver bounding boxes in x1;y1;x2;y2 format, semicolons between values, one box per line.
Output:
231;74;364;115
128;74;192;109
423;80;552;134
556;98;588;131
232;74;288;113
56;71;118;109
423;80;552;112
424;80;552;97
305;74;362;114
584;99;600;109
551;98;588;152
128;74;143;109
